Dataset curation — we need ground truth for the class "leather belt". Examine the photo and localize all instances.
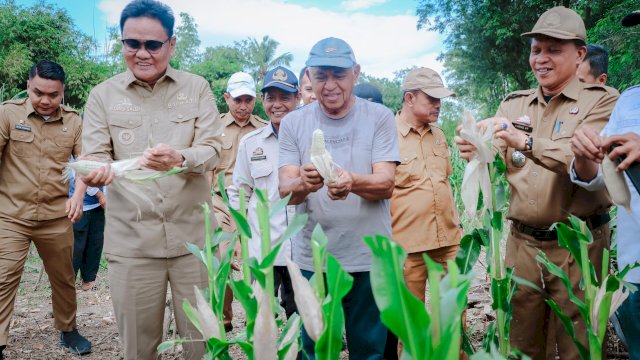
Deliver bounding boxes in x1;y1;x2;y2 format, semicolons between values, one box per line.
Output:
513;213;611;241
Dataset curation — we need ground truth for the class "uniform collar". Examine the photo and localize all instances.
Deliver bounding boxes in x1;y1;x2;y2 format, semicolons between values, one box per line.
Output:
534;76;582;104
260;123;277;139
223;113;263;128
124;65;178;88
26;99;63;122
396;111;432;137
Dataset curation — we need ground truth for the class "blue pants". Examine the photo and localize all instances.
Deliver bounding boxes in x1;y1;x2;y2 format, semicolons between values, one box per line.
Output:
299;270;386;360
72;207;105;282
617;282;640;360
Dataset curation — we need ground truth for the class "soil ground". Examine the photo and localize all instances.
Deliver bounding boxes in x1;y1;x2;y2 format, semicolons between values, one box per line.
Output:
3;247;631;359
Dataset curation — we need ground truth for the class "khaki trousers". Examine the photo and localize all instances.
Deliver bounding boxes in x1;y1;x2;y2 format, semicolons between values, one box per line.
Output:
507;224;609;360
0;214;77;346
107;254;208;360
212;194;235;328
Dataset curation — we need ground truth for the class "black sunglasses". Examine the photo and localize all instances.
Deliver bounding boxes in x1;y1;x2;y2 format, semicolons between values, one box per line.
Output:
121;38;171;54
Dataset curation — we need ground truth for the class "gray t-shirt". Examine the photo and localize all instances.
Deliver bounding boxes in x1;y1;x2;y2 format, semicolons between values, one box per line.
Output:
279;98;400;272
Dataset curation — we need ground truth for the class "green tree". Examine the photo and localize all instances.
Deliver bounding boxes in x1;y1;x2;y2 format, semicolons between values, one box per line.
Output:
191;45;245;113
171;12;201;70
0;0;111;107
357;73;403;113
415;0;633;117
236;35;293;82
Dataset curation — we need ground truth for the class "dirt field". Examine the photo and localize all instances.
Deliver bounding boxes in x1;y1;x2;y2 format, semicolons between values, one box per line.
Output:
3;249;630;359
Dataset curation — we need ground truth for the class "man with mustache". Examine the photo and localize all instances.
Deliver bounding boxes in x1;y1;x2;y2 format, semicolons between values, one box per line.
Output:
389;67;462;356
454;6;618;359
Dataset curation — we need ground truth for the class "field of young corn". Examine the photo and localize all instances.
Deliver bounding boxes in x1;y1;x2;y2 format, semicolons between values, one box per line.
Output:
154;167;636;360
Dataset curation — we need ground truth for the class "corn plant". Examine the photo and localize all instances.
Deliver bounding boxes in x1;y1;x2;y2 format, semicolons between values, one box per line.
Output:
364;234;474;360
158;182;307;359
518;215;638;360
286;224;354;360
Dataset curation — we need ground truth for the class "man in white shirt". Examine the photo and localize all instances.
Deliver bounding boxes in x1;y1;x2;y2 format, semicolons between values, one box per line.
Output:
569;10;640;358
228;66;301;317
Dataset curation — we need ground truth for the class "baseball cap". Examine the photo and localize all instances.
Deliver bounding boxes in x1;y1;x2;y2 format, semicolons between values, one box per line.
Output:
402;67;455;99
306;37;356;68
227;72;256;98
354;83;383;104
622;10;640;26
521;6;586;41
262;66;298;93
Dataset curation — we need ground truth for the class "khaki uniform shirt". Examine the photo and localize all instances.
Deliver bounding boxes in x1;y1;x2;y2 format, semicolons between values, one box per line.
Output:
496;77;619;226
0;98;81;221
212;113;267;192
391;115;462;253
82;67;222;258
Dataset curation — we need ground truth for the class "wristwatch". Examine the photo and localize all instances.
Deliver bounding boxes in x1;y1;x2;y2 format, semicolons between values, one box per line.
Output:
524;136;533;151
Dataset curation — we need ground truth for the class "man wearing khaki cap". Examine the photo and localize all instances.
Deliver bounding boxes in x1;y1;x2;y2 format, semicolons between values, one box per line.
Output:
389;67;463;357
454;6;618;359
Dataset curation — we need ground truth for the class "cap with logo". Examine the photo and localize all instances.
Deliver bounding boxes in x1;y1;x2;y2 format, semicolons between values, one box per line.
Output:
227;72;257;98
306;37;356;68
521;6;586;41
622;10;640;26
402;67;455;99
262;66;298;93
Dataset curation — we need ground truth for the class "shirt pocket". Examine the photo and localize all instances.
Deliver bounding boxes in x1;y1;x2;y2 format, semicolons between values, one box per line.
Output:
550;118;579;141
395;153;420;188
9;130;35;157
250;160;273;191
109;114;144;156
168;109;197;148
430;144;450;180
52;134;75;161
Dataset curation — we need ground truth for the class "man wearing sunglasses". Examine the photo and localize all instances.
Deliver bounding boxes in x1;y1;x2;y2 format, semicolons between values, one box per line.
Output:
80;0;222;359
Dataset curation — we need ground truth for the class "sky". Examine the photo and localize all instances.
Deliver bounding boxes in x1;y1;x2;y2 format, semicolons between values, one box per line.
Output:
16;0;445;80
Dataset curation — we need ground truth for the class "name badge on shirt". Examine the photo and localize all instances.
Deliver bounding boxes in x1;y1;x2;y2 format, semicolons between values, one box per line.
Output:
512;122;533;133
251;147;266;161
15;124;31;132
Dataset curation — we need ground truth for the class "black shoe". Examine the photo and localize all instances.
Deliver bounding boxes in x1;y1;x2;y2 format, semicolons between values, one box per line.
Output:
60;329;91;355
0;344;5;360
224;322;233;332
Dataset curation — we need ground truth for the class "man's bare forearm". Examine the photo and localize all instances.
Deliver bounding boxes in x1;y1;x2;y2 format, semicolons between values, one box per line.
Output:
280;177;311;205
574;157;599;182
350;171;394;201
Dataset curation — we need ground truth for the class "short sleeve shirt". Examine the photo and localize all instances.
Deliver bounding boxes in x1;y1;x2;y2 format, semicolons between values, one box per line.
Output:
278;98;400;272
0;99;82;221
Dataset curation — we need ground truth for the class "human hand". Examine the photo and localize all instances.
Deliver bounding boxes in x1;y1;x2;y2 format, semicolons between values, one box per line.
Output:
66;195;83;223
140;143;184;171
602;132;640;171
571;126;605;163
80;156;115;187
491;118;529;150
231;240;242;271
300;163;324;193
96;190;106;208
327;168;353;200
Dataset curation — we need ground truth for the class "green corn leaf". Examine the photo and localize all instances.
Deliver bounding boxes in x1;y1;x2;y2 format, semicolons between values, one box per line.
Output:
490;210;503;232
365;235;430;359
315;255;353;360
206;337;233;359
535;251;587;317
545;297;589;360
216;173;229;203
270;193;292;218
182;298;204;337
213;238;235;316
455;231;483;274
279;213;308;243
229;207;252;239
234;341;254;360
228;279;258;340
157;338;194;353
255;187;269;204
490;276;510;312
277;313;301;351
185;242;206;266
259;240;285;270
246;257;266;288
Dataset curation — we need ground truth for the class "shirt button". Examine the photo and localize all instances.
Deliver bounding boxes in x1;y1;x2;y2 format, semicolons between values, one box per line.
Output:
128;120;133;124
153;119;159;124
178;114;184;119
529;200;536;205
532;171;538;177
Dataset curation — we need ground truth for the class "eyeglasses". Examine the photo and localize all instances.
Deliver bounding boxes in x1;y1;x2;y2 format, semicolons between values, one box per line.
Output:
121;38;171;54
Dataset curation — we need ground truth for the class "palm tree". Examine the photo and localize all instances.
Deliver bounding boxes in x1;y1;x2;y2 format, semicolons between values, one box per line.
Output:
237;35;293;82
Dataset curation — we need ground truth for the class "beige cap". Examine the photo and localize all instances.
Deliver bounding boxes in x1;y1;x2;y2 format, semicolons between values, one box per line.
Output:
521;6;586;41
402;67;455;99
